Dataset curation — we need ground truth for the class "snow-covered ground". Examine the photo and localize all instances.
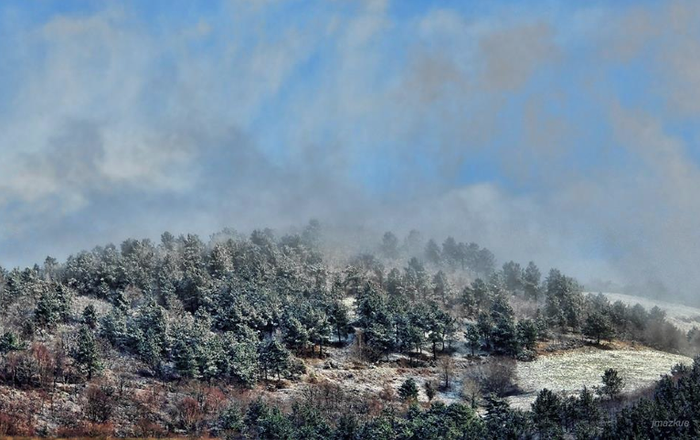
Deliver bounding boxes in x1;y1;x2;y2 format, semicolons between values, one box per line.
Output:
508;346;692;409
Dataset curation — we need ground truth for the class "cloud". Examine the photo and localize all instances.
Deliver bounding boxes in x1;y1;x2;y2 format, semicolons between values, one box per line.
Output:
478;22;559;91
3;0;700;306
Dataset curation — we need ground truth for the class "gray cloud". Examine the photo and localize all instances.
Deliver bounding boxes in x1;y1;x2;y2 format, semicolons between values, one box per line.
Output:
3;1;700;305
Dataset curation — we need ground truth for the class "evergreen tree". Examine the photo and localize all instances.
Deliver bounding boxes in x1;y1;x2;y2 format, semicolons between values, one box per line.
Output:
583;311;615;344
572;386;600;438
258;339;291;381
282;316;310;353
221;332;259;387
327;301;350;343
599;368;624;400
0;331;26;353
364;322;395;360
523;261;541;301
464;323;481;356
73;326;101;380
82;304;98;329
432;270;451;304
491;314;519;356
54;284;73;322
477;312;493;349
100;306;127;349
380;231;400;259
197;337;222;383
517;319;538;350
398;378;419;402
531;388;563;438
34;289;59;330
502;261;523;293
484;395;531;439
442;237;460;266
424;239;442;264
172;337;199;379
475;248;496;276
404;257;428;300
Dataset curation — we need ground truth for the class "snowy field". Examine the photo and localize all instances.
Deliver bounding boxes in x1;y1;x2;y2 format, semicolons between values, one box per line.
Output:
508;346;691;409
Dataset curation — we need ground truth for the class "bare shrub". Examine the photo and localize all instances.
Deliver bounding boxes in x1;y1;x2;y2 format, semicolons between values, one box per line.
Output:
438;355;455;390
461;376;481;408
468;357;518;397
378;381;395;402
135;417;168;438
172;396;205;434
0;396;37;437
84;382;116;423
56;421;115;438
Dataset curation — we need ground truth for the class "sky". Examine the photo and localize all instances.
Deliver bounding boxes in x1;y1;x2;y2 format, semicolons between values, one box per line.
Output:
1;0;700;302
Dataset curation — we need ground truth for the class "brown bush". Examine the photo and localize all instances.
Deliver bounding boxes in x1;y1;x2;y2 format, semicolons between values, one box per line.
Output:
378;382;395;402
56;421;115;438
173;396;204;433
84;382;116;423
470;357;518;397
0;397;36;436
135;417;168;438
31;342;55;387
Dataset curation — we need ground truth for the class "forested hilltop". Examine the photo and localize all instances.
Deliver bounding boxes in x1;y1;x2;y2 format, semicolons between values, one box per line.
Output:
1;221;700;439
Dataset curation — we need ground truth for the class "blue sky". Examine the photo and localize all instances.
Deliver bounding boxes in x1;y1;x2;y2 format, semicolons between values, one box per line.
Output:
2;0;700;300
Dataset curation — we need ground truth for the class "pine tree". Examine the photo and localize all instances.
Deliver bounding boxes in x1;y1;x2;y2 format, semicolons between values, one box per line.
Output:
197;337;222;383
404;258;428;300
599;368;624;400
531;388;563;438
583;311;615;344
221;332;258;387
82;304;98;329
573;386;600;437
523;262;541;301
398;378;419;402
100;306;127;349
258;339;291;381
491;315;519;356
502;261;523;293
0;331;25;353
282;316;310;354
432;270;451;304
463;278;490;315
465;323;481;356
73;326;101;380
477;312;493;349
380;232;400;259
517;319;538;350
328;301;350;343
54;284;73;322
484;395;530;439
34;289;59;329
138;330;165;376
173;337;199;379
364;323;394;360
424;239;441;264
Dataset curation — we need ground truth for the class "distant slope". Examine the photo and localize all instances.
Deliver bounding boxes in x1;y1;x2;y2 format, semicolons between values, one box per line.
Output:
590;291;700;333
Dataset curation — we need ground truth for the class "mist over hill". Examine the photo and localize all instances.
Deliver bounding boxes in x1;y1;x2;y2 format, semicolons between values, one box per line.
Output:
3;2;700;439
3;1;700;304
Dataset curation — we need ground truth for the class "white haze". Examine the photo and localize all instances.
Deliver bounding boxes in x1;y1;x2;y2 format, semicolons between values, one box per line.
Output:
1;1;700;303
